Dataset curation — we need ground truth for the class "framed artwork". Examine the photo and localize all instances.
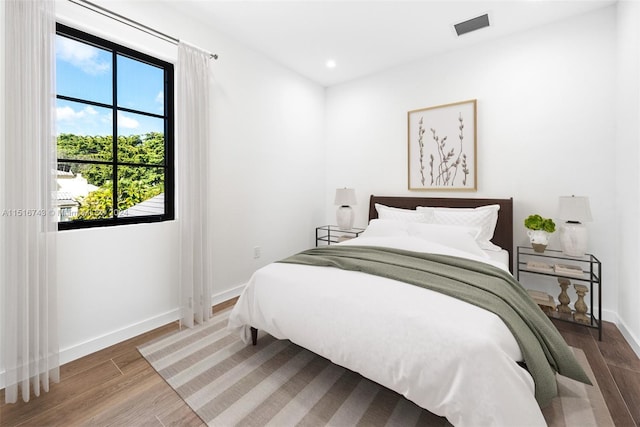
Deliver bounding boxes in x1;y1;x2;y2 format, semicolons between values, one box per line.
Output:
408;99;477;191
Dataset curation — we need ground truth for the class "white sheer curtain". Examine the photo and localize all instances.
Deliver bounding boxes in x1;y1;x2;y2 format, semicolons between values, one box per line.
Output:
2;0;59;403
177;42;213;328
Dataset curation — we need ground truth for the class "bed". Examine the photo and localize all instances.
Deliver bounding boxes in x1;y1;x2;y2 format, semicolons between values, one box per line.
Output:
227;195;589;426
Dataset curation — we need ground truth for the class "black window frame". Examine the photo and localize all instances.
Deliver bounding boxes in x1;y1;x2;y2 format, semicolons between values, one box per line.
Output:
56;23;175;230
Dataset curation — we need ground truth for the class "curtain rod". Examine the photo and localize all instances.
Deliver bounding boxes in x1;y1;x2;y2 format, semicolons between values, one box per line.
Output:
67;0;219;60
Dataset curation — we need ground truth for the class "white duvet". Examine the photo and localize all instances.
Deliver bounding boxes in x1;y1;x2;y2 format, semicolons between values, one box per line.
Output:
228;235;547;426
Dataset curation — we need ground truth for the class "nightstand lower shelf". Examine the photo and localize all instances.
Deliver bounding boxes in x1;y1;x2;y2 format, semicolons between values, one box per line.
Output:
516;246;602;340
545;310;600;330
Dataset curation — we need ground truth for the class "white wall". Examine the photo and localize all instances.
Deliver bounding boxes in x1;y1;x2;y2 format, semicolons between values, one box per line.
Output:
615;0;640;355
325;7;631;340
46;0;325;368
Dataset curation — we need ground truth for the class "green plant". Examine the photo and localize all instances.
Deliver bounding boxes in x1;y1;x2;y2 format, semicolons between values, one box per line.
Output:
524;214;556;233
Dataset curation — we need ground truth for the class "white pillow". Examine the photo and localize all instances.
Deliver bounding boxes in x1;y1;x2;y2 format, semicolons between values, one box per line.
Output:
361;219;409;238
375;204;427;223
418;204;502;251
407;222;489;259
414;206;435;223
408;222;482;240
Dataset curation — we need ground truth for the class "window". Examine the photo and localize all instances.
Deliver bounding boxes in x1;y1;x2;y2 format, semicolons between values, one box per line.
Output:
55;23;174;230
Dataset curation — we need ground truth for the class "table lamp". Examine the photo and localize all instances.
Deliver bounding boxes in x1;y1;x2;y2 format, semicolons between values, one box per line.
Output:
558;195;592;257
334;188;357;230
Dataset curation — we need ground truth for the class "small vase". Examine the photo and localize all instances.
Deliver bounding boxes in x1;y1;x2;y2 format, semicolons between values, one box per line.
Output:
527;230;550;253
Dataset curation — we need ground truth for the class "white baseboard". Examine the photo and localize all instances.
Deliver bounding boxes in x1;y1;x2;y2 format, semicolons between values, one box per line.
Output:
0;286;248;389
617;318;640;359
59;308;181;366
57;285;246;368
0;308;180;390
211;283;246;307
59;283;248;365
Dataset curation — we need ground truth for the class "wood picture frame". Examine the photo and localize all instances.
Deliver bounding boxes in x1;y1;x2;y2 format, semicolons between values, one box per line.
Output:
408;99;477;191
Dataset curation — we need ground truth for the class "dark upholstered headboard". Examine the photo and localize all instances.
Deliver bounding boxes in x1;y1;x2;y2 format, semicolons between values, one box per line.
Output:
368;195;514;272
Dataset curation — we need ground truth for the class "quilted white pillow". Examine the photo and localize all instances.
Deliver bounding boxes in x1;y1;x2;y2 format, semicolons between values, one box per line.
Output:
361;219;410;238
375;204;427;223
418;204;502;251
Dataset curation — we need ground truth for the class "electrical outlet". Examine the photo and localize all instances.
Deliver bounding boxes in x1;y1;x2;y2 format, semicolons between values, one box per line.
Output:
253;246;261;259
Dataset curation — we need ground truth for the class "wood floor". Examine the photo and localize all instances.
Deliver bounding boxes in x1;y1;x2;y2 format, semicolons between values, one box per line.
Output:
550;318;640;427
1;299;639;426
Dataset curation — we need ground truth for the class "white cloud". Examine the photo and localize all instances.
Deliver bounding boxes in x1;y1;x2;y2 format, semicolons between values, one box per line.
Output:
56;36;110;75
117;111;140;129
56;104;107;136
56;105;98;121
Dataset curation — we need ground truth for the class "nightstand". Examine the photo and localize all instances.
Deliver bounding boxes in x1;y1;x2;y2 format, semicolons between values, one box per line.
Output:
316;225;366;246
516;246;602;340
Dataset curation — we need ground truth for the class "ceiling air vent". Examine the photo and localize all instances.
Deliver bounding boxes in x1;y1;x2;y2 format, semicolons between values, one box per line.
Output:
454;13;490;36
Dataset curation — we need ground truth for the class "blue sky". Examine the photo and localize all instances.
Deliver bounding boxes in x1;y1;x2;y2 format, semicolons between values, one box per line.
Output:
56;35;165;136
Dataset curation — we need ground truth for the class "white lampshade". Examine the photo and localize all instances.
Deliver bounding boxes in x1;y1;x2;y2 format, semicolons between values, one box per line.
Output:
558;196;592;257
335;188;356;230
334;188;357;206
558;196;592;223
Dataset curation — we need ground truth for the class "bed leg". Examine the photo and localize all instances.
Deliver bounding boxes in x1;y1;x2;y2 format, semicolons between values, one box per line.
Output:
250;327;258;345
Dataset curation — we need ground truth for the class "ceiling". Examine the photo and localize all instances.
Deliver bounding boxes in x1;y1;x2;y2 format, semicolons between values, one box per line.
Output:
163;0;615;87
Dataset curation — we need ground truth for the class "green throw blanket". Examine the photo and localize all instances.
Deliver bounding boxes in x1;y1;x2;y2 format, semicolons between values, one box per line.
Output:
278;245;591;407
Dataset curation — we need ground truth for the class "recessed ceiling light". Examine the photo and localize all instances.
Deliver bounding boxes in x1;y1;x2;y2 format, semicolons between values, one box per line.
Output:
326;59;337;69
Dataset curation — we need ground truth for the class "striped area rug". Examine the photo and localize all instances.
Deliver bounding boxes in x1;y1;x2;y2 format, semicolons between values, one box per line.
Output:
138;309;613;426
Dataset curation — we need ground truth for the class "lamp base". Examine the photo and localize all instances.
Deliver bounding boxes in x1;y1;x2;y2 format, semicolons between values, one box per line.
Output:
336;206;354;230
559;221;588;257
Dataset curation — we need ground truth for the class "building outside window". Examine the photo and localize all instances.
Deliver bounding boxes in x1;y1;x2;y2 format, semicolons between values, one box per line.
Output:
55;23;174;230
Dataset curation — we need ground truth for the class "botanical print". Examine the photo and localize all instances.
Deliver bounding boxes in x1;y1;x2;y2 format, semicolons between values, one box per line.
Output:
408;100;476;191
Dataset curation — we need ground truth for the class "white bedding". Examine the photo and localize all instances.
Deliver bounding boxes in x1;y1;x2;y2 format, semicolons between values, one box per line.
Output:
486;245;510;267
228;235;547;426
